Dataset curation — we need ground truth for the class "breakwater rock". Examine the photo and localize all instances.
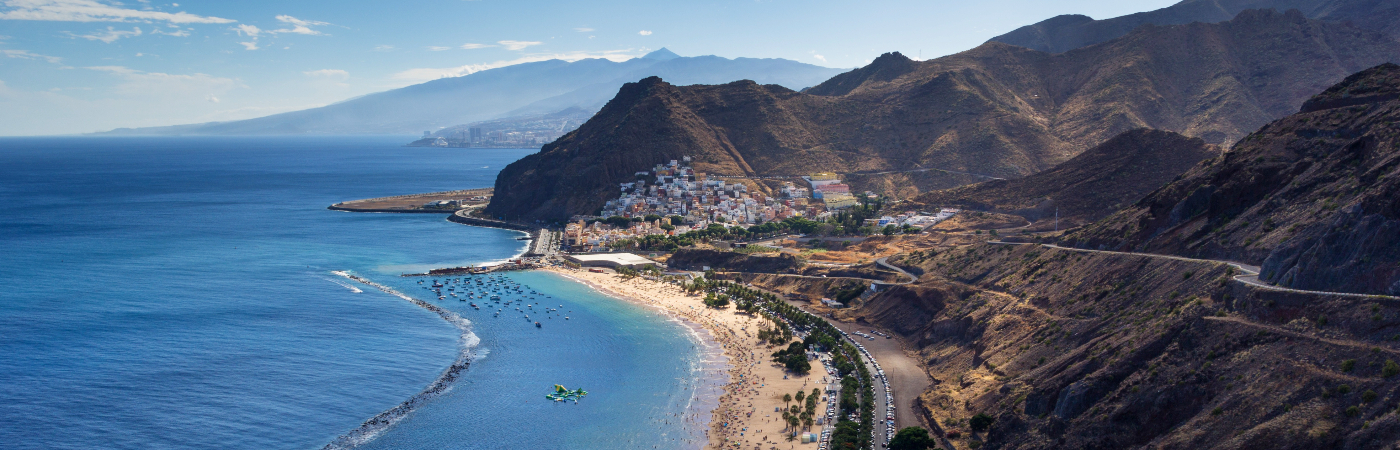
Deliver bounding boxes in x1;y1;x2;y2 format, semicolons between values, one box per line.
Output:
447;210;534;232
323;272;478;450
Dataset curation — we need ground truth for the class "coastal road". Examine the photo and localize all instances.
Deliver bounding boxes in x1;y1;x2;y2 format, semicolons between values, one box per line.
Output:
989;242;1400;300
826;318;929;433
782;298;932;440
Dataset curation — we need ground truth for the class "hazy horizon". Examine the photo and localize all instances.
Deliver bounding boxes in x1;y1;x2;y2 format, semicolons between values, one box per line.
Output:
0;0;1178;136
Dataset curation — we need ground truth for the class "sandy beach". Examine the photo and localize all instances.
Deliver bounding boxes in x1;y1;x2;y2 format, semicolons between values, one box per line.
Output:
544;266;831;450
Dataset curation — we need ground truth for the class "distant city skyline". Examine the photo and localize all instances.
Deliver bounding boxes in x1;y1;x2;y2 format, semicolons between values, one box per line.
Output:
0;0;1178;135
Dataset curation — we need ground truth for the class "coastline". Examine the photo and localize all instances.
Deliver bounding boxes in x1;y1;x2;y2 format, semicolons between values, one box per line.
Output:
542;268;727;450
542;266;833;450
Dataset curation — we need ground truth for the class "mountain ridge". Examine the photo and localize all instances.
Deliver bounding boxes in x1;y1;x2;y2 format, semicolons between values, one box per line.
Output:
484;10;1400;221
988;0;1400;54
1065;63;1400;295
908;129;1220;228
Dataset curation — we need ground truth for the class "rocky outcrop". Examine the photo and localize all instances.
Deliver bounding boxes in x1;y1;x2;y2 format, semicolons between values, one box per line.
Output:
665;248;801;273
1067;63;1400;295
486;10;1400;221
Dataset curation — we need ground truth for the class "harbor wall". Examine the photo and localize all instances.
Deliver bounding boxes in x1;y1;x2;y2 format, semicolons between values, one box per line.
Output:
448;211;536;232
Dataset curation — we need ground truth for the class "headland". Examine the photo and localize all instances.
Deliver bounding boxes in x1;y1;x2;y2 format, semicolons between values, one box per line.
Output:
328;188;493;213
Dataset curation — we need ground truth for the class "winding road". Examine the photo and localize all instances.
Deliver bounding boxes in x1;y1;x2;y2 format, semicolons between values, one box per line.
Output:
989;241;1399;300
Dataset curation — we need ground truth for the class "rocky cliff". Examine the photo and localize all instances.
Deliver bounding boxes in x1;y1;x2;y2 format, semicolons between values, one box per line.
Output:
485;10;1400;221
909;129;1219;228
1066;63;1400;295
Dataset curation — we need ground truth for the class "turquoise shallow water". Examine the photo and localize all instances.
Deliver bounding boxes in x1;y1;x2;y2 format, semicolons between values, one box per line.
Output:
0;136;718;450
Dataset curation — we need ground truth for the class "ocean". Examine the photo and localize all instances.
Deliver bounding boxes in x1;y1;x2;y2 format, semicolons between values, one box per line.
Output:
0;136;720;450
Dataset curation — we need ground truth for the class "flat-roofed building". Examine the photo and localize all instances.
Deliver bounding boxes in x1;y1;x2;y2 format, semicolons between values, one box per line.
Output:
563;253;659;269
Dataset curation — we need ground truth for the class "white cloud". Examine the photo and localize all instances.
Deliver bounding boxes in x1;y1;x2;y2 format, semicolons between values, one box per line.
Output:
0;0;234;23
233;23;259;37
810;51;826;63
372;44;393;51
303;69;348;79
573;27;593;32
638;30;651;36
151;27;187;36
232;16;326;51
459;42;492;49
71;25;141;42
270;14;325;35
390;49;640;83
427;46;450;51
496;40;540;51
2;48;62;63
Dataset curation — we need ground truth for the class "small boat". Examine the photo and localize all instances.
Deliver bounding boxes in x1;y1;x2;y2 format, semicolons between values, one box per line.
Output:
535;322;542;328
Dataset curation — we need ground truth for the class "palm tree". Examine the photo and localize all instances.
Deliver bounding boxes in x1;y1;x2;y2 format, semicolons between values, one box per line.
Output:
783;393;792;407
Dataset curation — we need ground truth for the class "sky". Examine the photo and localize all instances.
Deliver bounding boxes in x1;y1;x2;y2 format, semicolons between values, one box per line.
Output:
0;0;1180;136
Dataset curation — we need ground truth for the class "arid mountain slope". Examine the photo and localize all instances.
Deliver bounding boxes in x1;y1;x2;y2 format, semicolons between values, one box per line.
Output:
485;10;1399;221
909;129;1219;228
1066;63;1400;295
989;0;1400;54
798;242;1400;449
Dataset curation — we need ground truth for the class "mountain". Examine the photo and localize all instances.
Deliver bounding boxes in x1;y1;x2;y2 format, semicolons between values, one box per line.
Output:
1065;63;1400;295
989;0;1400;54
92;48;843;136
484;10;1400;221
908;129;1220;228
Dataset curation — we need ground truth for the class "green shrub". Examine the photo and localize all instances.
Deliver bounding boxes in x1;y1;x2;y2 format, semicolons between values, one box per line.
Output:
1346;406;1361;417
1211;407;1223;416
1363;390;1378;403
1385;360;1400;378
969;413;995;432
1338;384;1352;395
1342;360;1357;372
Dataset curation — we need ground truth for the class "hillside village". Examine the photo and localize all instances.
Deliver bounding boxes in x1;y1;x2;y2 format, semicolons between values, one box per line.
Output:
563;157;957;251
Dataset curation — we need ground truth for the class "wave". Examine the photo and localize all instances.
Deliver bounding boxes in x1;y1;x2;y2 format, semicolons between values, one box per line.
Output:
324;277;364;293
323;271;479;450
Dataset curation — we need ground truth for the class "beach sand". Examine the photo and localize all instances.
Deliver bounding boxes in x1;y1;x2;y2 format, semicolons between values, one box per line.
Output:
544;267;831;450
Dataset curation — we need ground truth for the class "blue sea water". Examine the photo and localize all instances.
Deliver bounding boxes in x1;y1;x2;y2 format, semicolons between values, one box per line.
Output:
0;137;719;450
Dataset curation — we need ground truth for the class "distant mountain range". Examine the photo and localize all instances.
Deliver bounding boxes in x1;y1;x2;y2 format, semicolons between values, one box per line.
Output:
92;48;844;136
988;0;1400;54
484;9;1400;221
